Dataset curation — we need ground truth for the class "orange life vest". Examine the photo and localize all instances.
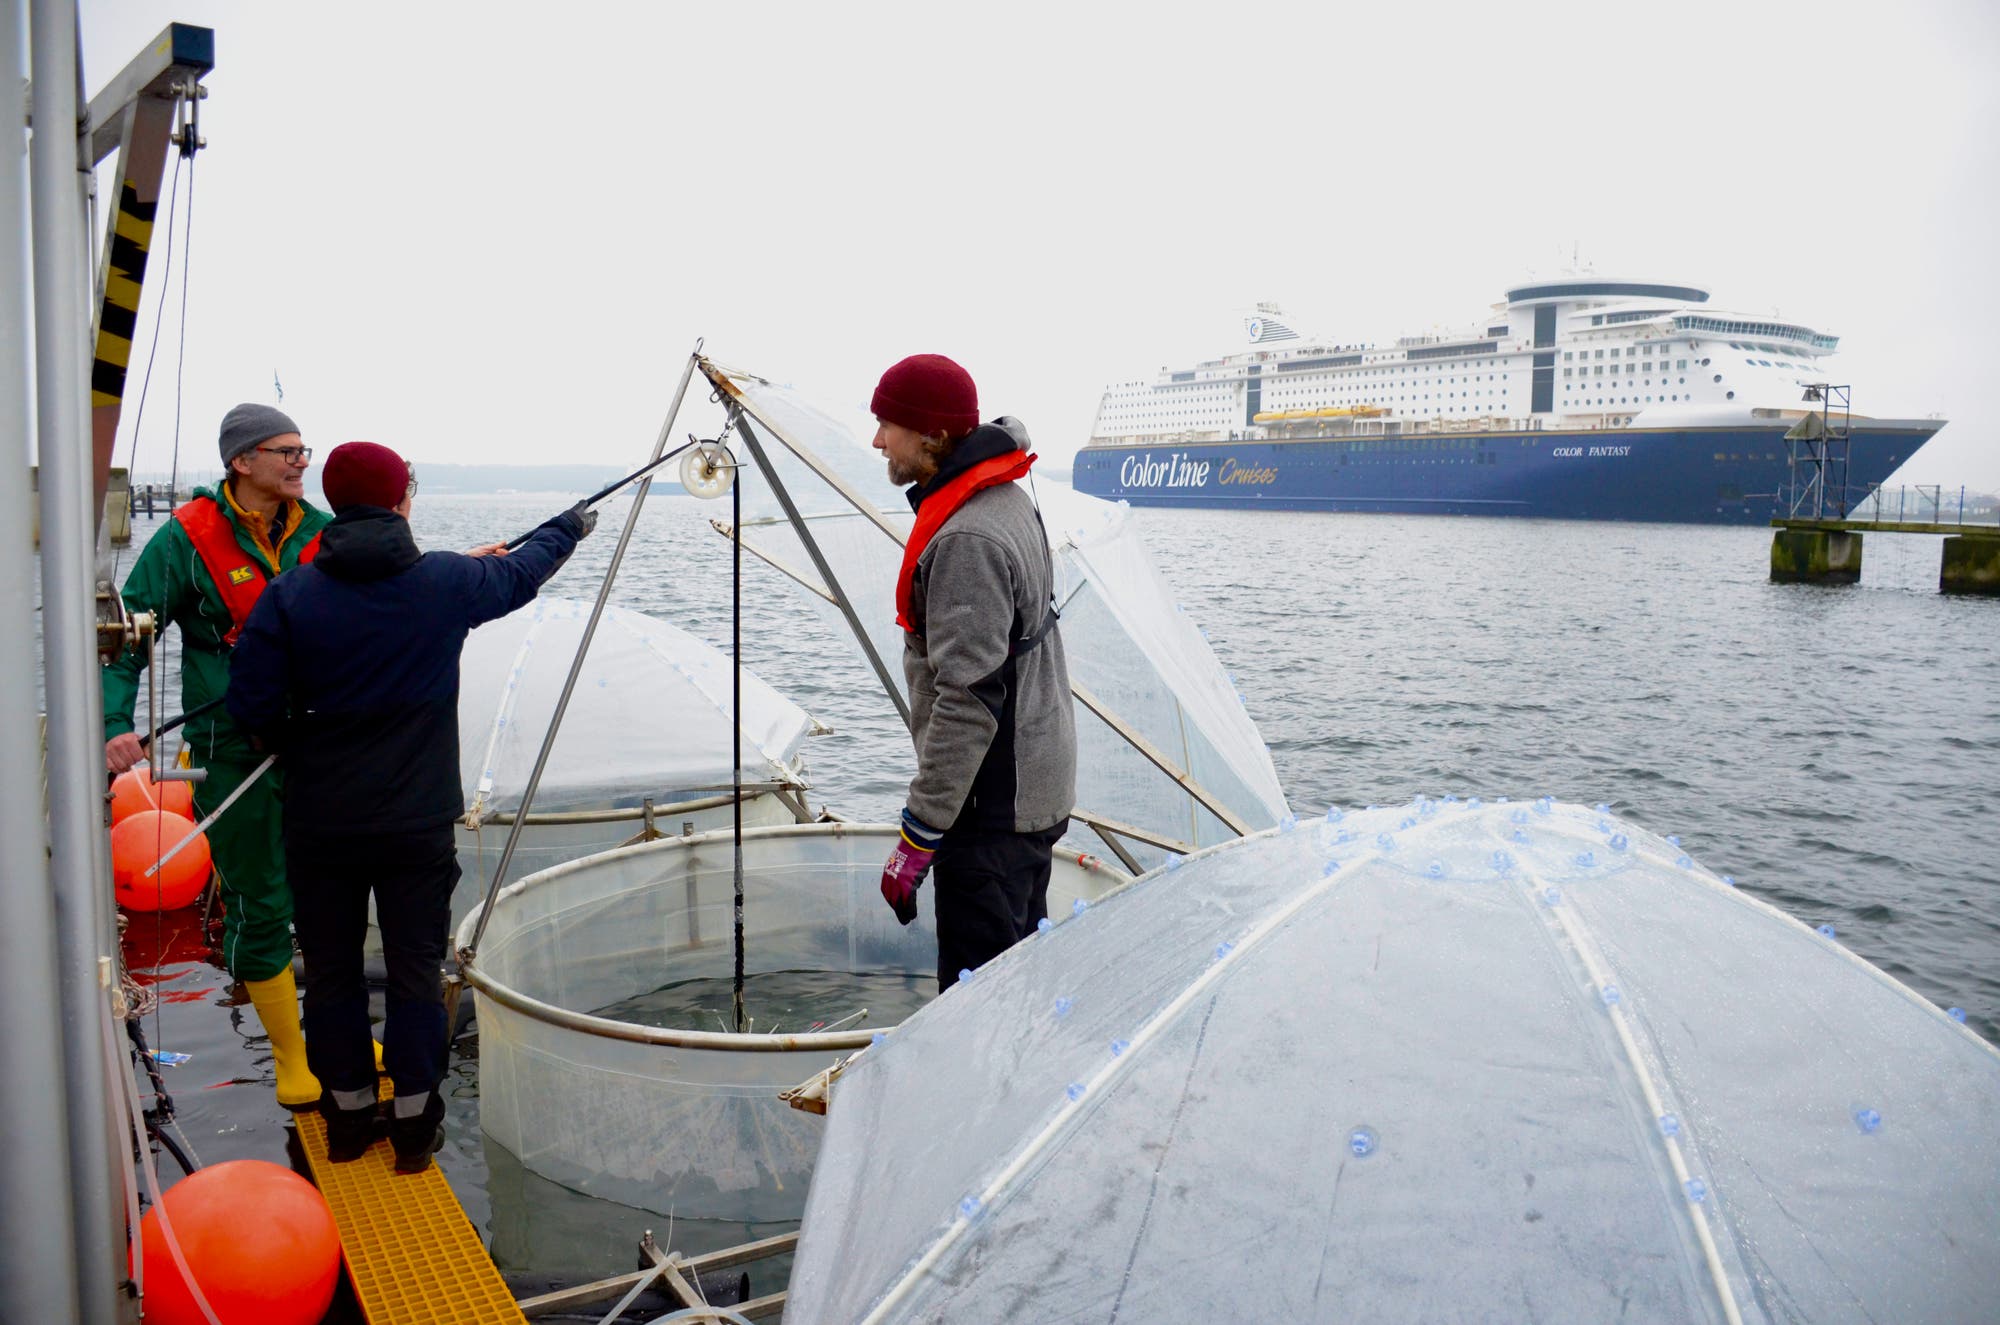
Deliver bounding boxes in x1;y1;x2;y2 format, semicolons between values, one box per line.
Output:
894;449;1037;634
174;497;322;646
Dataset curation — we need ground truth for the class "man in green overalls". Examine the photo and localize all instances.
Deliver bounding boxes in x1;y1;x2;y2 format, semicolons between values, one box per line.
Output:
103;403;332;1110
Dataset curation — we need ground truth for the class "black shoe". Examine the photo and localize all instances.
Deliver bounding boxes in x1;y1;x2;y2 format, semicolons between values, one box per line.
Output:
389;1091;446;1174
392;1128;445;1175
320;1094;382;1163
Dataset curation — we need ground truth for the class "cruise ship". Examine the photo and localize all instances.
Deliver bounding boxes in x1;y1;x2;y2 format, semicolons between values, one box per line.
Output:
1071;278;1945;522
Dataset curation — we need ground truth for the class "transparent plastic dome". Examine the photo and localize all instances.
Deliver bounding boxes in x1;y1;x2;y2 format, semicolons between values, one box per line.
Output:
789;800;2000;1323
447;598;820;933
457;596;814;820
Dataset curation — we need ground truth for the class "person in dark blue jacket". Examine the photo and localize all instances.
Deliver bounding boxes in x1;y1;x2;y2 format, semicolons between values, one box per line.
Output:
228;440;593;1171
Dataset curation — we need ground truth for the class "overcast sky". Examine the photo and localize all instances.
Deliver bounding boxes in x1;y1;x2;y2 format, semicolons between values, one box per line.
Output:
74;0;1999;487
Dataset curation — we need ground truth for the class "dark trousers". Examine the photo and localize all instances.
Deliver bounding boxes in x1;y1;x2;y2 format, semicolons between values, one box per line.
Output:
933;820;1067;992
289;825;458;1100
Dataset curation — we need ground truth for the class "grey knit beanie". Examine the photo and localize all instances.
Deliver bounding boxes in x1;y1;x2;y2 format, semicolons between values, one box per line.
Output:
217;402;300;465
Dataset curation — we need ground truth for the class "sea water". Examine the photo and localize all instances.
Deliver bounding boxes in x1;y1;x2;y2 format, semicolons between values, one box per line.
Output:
107;490;2000;1301
594;969;933;1037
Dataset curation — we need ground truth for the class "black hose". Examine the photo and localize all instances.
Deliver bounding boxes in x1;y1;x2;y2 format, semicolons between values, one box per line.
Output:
138;693;225;747
732;460;746;1034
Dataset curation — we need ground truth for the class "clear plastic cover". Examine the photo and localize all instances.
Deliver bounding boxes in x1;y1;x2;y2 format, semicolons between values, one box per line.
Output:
458;596;815;819
458;823;1128;1220
721;374;1290;863
789;800;2000;1324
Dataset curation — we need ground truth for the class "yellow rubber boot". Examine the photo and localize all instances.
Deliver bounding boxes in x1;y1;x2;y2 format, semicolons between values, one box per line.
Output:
243;968;323;1110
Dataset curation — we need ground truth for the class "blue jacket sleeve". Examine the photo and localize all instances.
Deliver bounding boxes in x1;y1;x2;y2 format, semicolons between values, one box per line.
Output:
457;517;580;630
227;585;292;751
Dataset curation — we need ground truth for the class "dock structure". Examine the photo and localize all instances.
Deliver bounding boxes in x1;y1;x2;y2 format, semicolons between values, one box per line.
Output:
1768;390;1997;593
295;1100;527;1325
1771;488;2000;595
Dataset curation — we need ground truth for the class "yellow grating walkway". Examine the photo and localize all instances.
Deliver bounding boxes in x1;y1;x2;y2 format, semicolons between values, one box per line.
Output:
297;1101;525;1325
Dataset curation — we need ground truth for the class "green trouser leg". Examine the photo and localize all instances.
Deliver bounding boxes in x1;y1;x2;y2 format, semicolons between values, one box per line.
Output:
192;756;294;982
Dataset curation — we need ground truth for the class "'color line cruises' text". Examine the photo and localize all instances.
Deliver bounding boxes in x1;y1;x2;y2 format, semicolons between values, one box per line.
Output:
1117;455;1283;488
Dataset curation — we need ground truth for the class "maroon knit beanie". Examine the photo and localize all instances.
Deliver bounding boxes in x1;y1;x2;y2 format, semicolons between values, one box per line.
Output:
871;354;979;439
321;441;410;513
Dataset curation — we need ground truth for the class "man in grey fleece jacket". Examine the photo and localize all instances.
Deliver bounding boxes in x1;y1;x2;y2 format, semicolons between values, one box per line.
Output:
871;354;1077;991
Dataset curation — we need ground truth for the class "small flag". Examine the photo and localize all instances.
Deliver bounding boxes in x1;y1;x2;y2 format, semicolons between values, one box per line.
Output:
274;371;284;403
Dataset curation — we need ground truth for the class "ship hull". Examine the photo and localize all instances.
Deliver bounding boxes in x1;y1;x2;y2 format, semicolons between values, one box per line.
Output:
1071;423;1943;524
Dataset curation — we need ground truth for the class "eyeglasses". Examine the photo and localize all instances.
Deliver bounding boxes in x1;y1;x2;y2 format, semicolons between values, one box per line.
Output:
256;444;313;464
405;465;418;499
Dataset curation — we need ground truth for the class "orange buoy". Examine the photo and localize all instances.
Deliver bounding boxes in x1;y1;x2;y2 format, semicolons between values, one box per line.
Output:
111;810;210;912
137;1159;340;1325
109;763;195;825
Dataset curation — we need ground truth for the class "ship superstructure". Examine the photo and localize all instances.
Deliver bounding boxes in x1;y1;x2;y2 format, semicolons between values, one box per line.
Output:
1074;279;1944;522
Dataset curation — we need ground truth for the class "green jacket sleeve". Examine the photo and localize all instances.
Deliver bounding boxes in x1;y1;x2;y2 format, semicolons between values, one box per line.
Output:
101;522;191;739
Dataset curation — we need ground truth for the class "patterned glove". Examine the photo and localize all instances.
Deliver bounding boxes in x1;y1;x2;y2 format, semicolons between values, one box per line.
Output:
880;809;942;926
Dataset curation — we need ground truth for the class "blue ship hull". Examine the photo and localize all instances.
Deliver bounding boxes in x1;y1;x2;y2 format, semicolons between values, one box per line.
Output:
1072;423;1943;524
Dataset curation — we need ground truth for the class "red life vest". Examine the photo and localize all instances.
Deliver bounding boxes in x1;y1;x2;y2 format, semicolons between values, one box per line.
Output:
174;497;322;646
895;450;1037;633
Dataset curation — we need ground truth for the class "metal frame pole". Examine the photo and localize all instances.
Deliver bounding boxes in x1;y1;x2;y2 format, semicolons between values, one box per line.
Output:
29;0;124;1318
727;411;913;729
2;1;84;1316
463;347;701;955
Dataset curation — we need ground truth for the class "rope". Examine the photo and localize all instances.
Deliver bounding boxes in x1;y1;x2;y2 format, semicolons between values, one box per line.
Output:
167;153;195;506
